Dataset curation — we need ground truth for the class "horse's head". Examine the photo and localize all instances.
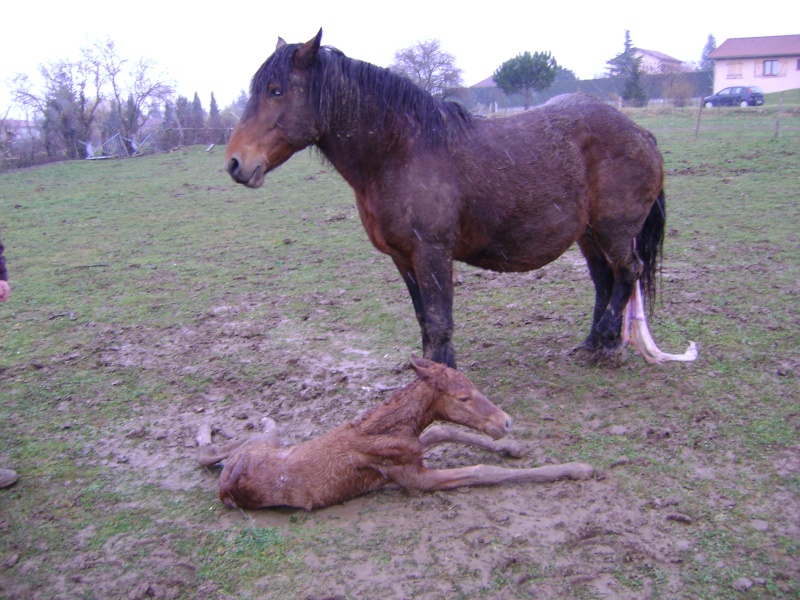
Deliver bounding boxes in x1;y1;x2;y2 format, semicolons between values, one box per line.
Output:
225;30;324;188
411;357;512;440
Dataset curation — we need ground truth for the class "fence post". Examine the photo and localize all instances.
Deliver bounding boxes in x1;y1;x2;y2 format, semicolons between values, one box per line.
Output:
694;101;704;139
774;91;783;139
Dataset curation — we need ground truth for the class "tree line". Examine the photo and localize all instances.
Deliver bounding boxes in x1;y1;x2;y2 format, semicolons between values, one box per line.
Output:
391;32;717;111
2;32;718;170
1;38;246;170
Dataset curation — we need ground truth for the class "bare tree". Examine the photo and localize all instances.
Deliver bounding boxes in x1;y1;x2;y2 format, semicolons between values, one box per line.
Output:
95;38;172;155
390;39;463;98
11;46;105;159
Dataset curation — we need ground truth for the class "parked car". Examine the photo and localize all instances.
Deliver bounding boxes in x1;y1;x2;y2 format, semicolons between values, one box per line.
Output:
703;86;765;108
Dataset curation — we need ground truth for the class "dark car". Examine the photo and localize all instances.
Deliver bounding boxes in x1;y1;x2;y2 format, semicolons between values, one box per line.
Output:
703;86;765;108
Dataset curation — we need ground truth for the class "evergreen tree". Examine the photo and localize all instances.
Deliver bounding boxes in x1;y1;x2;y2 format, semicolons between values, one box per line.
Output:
174;95;191;146
188;92;206;144
606;31;647;107
161;100;181;149
493;51;558;110
700;34;717;71
208;92;224;144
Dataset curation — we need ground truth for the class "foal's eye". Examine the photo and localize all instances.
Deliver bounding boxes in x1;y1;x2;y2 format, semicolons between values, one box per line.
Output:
269;87;283;98
457;395;470;403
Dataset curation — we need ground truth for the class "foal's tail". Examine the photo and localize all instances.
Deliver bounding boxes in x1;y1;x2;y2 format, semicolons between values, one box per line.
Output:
636;190;666;312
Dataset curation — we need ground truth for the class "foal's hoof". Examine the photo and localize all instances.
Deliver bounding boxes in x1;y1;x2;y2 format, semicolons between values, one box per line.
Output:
499;440;525;458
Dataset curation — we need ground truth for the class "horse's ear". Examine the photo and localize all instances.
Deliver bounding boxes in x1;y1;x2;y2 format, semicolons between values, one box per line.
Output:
276;37;287;51
293;28;323;69
409;356;436;380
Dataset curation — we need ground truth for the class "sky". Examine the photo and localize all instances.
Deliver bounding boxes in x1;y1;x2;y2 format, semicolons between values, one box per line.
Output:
1;1;793;117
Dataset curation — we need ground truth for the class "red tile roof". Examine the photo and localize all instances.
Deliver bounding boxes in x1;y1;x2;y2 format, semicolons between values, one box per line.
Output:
710;35;800;59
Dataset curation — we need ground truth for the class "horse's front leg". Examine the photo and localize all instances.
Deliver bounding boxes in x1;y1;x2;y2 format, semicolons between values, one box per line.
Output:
393;251;456;367
385;462;594;493
420;424;524;458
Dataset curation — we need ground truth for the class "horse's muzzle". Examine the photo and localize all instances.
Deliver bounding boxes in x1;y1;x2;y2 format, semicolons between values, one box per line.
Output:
485;411;513;440
226;155;265;188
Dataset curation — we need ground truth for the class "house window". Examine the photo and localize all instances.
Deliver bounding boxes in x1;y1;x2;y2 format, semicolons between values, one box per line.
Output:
727;62;743;78
764;60;780;76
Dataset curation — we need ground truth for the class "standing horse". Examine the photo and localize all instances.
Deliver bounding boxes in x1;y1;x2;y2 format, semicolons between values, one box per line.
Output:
225;30;696;368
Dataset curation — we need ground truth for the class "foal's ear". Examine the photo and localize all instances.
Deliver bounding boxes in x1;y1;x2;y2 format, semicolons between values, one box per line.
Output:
293;28;323;69
410;356;436;380
276;37;287;51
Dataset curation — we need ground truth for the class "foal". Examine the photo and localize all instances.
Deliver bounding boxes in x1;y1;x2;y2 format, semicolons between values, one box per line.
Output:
198;358;593;510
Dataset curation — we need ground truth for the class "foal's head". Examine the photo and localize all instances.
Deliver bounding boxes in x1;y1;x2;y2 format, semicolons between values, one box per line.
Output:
411;357;512;439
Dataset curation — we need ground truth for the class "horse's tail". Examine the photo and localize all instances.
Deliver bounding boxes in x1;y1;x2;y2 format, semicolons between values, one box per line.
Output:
636;189;666;312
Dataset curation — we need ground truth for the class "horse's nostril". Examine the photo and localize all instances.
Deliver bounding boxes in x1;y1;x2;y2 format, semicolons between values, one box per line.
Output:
227;157;240;177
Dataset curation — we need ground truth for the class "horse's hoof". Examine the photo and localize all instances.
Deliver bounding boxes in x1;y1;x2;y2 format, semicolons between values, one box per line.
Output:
572;342;627;367
595;344;628;367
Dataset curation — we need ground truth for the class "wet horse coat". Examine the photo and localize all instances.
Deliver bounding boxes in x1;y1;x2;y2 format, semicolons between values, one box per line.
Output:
225;30;696;367
198;358;593;510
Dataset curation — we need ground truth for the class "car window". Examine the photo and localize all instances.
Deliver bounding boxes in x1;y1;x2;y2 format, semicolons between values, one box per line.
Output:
719;89;730;95
750;86;763;94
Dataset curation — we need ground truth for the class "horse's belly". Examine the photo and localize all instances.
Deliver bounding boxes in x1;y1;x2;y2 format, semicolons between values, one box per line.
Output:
455;220;583;273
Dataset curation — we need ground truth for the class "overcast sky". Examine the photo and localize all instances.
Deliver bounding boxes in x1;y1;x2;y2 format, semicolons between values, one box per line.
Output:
1;1;792;115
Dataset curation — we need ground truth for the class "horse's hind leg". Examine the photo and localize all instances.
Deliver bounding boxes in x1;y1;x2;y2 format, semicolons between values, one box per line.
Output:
576;235;615;352
197;418;281;467
577;234;641;358
420;425;524;458
386;462;594;493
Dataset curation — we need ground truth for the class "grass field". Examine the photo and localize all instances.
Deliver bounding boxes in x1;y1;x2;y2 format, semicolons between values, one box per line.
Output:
0;103;798;599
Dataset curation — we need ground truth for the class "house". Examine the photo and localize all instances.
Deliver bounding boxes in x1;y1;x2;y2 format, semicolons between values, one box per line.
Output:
635;49;685;73
709;35;800;94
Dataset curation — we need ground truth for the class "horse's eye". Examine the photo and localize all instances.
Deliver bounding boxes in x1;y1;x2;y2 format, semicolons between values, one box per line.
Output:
457;395;470;403
269;87;283;98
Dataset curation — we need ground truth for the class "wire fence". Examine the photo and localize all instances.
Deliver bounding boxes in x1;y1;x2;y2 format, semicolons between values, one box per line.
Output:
0;127;234;171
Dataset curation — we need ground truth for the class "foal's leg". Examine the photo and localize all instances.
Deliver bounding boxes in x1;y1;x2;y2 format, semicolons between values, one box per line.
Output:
197;418;281;467
387;462;594;493
420;425;524;458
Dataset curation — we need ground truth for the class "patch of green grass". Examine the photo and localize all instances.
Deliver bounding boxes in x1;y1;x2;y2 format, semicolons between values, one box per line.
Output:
1;107;799;598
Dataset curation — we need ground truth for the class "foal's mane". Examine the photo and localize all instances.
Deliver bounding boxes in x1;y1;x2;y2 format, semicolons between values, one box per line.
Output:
250;43;472;148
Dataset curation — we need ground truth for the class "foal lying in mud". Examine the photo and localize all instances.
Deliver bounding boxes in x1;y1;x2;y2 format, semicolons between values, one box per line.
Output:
197;358;593;510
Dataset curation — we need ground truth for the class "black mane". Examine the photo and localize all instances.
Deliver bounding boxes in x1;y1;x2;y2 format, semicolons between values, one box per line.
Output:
249;43;472;147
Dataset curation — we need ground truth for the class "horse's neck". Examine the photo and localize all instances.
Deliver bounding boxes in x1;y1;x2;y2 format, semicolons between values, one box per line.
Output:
356;380;437;437
316;110;403;191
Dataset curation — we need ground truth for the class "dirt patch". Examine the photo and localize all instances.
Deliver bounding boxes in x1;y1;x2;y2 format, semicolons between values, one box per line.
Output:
2;250;798;599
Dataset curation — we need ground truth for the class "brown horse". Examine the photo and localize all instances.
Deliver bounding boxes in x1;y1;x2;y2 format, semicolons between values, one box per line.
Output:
225;30;696;368
197;358;593;510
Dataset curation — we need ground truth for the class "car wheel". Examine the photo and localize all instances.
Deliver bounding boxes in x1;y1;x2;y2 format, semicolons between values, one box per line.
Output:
739;100;749;107
704;101;714;108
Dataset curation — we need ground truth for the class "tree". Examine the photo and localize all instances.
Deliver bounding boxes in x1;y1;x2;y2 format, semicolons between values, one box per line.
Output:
11;46;105;160
95;38;172;155
700;34;717;72
555;66;578;82
208;93;225;145
493;51;558;110
186;92;206;144
390;39;463;98
606;30;647;107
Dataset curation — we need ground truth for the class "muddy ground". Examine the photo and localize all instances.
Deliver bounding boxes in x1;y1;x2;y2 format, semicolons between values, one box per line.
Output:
3;247;796;599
